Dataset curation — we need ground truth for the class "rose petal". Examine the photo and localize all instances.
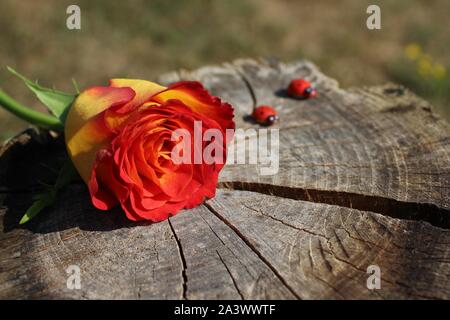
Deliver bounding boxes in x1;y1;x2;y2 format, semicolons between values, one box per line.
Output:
65;86;135;182
152;81;235;133
159;164;193;198
109;79;166;113
122;197;186;222
89;149;128;210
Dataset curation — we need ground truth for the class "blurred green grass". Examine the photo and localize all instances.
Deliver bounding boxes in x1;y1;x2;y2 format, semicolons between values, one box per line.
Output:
1;0;449;141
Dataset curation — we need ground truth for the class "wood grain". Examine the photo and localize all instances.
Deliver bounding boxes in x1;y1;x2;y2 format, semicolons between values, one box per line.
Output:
1;58;449;299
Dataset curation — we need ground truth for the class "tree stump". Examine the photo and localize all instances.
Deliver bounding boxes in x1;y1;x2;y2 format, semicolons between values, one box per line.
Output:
1;58;449;299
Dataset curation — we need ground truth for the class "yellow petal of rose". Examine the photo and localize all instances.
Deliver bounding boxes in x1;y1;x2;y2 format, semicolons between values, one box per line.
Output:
109;79;167;110
65;86;136;183
105;79;167;130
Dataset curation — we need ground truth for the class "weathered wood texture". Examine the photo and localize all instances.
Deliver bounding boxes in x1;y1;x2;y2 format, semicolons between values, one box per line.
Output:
1;59;449;299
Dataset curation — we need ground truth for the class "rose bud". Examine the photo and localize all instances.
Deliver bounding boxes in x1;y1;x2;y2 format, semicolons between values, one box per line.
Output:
252;105;279;126
65;80;234;222
287;79;317;99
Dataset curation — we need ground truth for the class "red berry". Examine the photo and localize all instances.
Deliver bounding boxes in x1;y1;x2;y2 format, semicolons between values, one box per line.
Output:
252;105;279;126
287;79;317;99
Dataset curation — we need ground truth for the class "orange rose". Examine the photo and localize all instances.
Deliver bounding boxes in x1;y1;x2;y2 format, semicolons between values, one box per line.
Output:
65;79;234;221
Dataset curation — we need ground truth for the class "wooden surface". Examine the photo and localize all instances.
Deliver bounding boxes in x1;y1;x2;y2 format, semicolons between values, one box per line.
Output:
1;58;450;299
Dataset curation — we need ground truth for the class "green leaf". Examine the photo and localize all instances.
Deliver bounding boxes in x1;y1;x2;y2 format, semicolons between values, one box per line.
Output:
7;67;76;123
19;160;78;225
20;192;56;225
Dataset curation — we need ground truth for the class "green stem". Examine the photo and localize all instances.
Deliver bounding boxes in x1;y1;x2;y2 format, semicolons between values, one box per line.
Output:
0;88;63;131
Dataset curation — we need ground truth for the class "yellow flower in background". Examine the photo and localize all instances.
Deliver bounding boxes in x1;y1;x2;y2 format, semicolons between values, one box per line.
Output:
404;43;448;80
432;63;447;80
405;43;422;61
418;55;433;77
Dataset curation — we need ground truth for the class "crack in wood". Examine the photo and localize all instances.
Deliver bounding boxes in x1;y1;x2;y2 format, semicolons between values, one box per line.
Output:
232;66;257;109
215;250;245;300
204;202;302;300
318;246;433;299
168;218;188;300
218;181;450;230
310;272;346;299
331;230;350;259
241;203;328;239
